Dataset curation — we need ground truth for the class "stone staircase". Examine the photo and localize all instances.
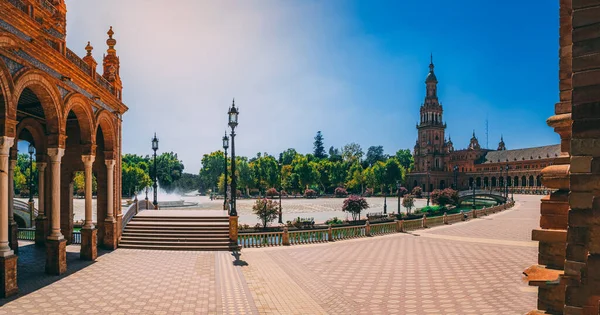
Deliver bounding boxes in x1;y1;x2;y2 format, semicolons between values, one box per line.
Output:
120;213;237;251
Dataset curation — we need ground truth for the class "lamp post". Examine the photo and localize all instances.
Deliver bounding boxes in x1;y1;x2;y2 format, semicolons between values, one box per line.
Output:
151;133;159;209
472;181;476;210
222;133;229;211
396;180;401;216
228;99;239;216
453;165;458;190
426;161;431;207
505;164;509;200
28;143;34;203
278;162;283;224
383;186;387;214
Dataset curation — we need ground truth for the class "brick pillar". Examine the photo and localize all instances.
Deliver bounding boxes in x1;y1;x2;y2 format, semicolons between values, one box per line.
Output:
282;227;290;246
327;224;333;241
422;214;427;228
563;0;600;313
365;221;371;236
229;216;238;244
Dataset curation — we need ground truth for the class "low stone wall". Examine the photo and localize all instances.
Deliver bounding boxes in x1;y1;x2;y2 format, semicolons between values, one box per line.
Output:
238;201;516;248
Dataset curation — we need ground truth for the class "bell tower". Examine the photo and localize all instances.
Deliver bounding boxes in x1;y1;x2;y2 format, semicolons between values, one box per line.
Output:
102;27;123;101
414;55;447;172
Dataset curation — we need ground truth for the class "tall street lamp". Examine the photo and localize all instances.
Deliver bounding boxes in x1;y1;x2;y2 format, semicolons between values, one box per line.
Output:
222;132;229;211
383;185;387;214
505;164;509;200
278;162;283;224
426;161;431;207
396;180;401;216
152;133;159;209
228;99;239;216
28;143;34;203
453;165;458;190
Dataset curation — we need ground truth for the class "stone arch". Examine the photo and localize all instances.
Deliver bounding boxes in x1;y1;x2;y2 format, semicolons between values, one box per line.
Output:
11;69;62;137
63;93;95;148
15;117;47;155
491;177;497;187
521;176;527;187
94;110;115;155
514;176;519;187
0;54;14;122
536;175;542;187
529;175;534;187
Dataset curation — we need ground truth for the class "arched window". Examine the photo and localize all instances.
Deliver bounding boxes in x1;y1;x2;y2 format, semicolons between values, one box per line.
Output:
483;177;489;187
514;176;519;187
536;175;542;187
476;177;482;188
491;177;497;187
435;158;440;169
521;176;526;187
528;175;534;187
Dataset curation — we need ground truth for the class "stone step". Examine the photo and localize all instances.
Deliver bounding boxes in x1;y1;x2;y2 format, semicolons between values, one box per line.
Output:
121;235;230;242
132;216;229;222
118;243;237;251
120;239;232;246
125;222;229;228
122;231;229;237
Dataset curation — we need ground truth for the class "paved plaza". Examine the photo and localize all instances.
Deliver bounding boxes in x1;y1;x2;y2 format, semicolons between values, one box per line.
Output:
1;195;541;314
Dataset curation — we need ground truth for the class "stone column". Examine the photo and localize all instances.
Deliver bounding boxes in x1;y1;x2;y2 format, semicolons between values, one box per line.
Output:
35;162;47;246
0;136;17;297
7;159;17;254
103;159;117;249
80;155;97;260
45;147;66;275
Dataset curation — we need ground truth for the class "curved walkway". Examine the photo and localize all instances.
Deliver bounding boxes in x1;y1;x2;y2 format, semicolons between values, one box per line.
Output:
0;195;541;314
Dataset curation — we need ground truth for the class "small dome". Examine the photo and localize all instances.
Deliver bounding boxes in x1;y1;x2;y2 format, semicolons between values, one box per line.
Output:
425;71;437;83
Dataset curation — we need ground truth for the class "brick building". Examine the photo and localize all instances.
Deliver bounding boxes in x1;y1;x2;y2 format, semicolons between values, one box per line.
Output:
0;0;127;297
407;57;560;194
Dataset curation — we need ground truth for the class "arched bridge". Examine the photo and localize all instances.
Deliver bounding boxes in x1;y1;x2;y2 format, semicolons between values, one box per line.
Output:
458;190;508;204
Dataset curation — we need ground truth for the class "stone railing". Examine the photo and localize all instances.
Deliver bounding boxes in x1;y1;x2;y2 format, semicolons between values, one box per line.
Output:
17;228;81;244
121;198;151;232
66;48;91;74
237;201;516;249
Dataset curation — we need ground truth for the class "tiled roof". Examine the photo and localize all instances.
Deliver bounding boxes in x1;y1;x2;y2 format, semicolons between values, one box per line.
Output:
481;144;561;164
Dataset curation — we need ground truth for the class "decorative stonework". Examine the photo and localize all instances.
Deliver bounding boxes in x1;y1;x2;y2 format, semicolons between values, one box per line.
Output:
45;239;66;275
0;18;31;41
0;55;23;76
56;85;69;99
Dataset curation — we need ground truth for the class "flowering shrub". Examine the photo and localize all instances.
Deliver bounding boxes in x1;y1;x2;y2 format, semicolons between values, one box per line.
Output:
364;188;374;197
397;187;408;197
412;186;423;198
252;198;280;228
266;188;279;197
342;195;369;221
334;187;348;197
304;189;317;198
430;188;459;206
402;194;415;214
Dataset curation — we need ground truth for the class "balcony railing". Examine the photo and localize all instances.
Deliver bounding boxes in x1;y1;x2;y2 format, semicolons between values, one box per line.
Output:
37;0;57;15
66;48;91;74
96;74;115;94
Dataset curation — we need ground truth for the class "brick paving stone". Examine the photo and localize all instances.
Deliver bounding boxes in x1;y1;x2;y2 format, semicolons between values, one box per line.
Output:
1;195;539;314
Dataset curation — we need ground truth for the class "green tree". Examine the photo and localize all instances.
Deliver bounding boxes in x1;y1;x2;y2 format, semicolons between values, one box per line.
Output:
395;149;414;171
328;161;347;188
122;163;150;196
291;155;319;190
199;151;225;193
236;157;254;196
328;146;343;162
402;194;415;214
342;142;363;163
371;161;387;193
384;158;403;193
313;131;327;159
151;152;184;192
346;162;366;194
280;148;297;165
365;145;386;167
172;173;201;193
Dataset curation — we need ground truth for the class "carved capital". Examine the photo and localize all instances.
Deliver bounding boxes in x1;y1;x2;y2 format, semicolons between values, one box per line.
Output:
81;155;95;168
0;137;15;155
105;159;115;169
47;147;65;162
37;162;47;172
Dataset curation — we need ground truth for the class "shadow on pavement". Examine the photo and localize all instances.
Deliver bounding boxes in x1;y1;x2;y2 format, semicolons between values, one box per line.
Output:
231;251;248;266
1;242;111;306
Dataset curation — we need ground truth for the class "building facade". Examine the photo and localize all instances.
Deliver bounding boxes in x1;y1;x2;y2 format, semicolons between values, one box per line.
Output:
407;58;559;194
0;0;127;297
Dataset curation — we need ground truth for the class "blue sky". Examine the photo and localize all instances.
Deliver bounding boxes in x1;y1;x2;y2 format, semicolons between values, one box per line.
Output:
60;0;559;173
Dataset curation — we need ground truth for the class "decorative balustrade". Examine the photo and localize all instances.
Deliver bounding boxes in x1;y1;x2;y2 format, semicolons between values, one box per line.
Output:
427;216;445;228
121;199;148;232
236;201;517;249
238;232;283;248
38;0;57;14
17;228;35;241
289;229;328;245
95;74;115;94
370;222;396;236
330;225;365;240
72;231;81;244
403;219;423;231
66;48;91;74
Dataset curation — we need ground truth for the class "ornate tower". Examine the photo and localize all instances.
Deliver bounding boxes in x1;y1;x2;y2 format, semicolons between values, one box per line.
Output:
414;55;446;172
497;135;506;151
468;131;481;150
102;26;123;100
